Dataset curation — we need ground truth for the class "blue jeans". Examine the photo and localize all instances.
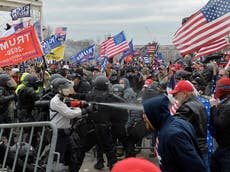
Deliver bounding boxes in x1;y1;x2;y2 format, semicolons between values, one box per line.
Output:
211;147;230;172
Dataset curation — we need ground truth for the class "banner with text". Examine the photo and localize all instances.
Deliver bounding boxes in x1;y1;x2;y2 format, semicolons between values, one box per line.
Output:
0;26;43;67
69;44;95;64
11;4;31;21
41;35;62;55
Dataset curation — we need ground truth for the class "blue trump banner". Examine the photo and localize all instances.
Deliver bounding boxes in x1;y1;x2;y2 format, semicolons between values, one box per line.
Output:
41;35;62;55
101;57;108;72
69;44;95;64
11;4;31;21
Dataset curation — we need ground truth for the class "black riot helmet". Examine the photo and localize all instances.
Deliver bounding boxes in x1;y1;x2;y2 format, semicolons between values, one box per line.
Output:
47;73;64;91
0;73;17;88
24;74;41;90
50;77;74;96
10;142;35;158
112;84;124;97
94;75;110;91
49;73;64;83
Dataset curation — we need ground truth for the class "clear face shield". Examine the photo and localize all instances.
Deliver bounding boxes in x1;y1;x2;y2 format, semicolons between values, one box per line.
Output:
7;78;17;88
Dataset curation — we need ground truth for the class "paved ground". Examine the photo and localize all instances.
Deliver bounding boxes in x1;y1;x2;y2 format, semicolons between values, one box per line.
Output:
79;151;158;172
79;139;159;172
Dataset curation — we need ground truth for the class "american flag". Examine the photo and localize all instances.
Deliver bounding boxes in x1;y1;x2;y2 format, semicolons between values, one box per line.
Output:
147;44;155;54
194;37;229;59
100;31;129;59
170;101;179;115
119;40;134;63
173;0;230;56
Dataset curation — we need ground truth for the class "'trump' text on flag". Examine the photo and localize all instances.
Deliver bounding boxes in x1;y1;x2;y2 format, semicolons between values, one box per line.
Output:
0;26;43;67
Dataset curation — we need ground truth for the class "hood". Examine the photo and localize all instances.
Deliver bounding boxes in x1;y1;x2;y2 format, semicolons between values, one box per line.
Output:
122;78;130;89
143;94;170;130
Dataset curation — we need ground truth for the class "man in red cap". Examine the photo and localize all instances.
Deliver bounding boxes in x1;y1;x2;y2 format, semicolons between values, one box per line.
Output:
143;79;153;88
210;77;230;172
169;80;209;171
111;157;161;172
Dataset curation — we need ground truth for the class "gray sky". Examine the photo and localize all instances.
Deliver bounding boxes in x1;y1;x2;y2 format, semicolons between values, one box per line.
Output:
0;0;208;45
43;0;209;45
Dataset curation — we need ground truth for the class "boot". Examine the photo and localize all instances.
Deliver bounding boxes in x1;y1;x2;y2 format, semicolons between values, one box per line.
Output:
94;159;104;170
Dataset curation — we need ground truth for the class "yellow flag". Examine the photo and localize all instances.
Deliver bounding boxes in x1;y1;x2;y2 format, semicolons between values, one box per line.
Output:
45;45;65;61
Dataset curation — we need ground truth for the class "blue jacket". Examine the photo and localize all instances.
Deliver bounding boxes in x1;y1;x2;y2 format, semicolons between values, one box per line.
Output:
143;95;206;172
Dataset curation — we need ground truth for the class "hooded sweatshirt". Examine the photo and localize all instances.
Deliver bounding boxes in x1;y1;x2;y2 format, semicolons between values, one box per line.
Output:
143;95;206;172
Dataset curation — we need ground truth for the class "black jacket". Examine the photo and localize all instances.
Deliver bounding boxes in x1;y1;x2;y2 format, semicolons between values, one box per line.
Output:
89;90;128;124
211;96;230;147
74;79;91;100
175;95;208;154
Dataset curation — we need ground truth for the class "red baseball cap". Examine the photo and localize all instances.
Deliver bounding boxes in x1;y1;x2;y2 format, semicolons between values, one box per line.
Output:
144;79;154;87
111;157;161;172
169;80;194;94
214;77;230;99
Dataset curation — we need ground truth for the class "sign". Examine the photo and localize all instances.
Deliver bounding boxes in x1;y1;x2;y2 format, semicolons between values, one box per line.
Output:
69;44;95;64
11;4;31;21
0;26;43;67
41;35;62;55
46;45;65;61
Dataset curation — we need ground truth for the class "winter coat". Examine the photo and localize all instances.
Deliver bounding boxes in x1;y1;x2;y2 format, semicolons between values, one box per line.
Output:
143;95;206;172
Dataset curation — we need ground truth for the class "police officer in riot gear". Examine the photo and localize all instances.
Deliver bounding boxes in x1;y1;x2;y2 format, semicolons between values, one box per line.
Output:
72;75;121;171
90;75;128;169
35;73;64;121
49;77;92;172
17;74;41;122
72;73;91;100
0;74;17;124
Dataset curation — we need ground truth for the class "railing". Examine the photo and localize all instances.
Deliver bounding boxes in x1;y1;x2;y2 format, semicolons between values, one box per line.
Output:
0;122;59;172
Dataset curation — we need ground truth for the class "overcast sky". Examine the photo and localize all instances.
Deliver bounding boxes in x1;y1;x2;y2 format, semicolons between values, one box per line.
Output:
0;0;208;45
43;0;210;45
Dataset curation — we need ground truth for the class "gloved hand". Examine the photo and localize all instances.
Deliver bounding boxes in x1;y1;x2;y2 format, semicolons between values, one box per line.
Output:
81;103;94;115
67;100;89;108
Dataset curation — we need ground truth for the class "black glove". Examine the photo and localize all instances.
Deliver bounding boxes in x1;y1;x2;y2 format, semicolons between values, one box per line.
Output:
81;103;93;115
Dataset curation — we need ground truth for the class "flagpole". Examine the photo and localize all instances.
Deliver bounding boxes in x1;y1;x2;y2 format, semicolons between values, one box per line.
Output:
41;55;47;92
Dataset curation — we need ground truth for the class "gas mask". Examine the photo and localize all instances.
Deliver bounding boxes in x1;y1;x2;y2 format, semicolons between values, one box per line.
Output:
59;82;75;97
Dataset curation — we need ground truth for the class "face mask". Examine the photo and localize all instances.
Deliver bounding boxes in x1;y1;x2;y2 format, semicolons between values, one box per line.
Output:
119;84;125;89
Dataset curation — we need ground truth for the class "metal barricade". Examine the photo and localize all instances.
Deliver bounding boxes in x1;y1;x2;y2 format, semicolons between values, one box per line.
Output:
0;122;59;172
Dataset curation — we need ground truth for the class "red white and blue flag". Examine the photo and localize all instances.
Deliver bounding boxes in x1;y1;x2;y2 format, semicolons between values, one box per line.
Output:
194;37;229;59
173;0;230;56
100;31;129;59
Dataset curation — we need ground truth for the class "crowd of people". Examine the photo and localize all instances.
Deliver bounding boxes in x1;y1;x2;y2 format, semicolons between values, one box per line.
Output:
0;55;229;172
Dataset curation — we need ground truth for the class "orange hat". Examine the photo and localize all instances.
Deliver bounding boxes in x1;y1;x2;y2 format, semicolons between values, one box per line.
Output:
111;158;161;172
214;77;230;99
169;80;193;94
